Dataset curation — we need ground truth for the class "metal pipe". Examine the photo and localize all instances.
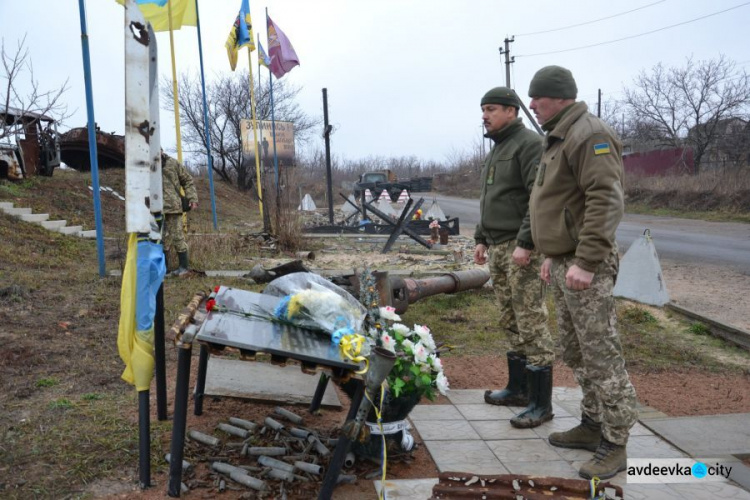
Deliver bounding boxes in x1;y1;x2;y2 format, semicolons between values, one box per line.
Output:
404;270;490;303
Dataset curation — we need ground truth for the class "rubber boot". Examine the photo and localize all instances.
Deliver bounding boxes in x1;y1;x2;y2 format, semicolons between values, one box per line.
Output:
172;251;189;276
509;365;554;428
578;438;627;480
484;352;529;406
548;414;602;451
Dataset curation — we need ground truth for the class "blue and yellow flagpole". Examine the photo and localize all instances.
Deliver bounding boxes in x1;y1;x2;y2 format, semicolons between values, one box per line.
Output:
194;0;219;230
77;0;106;277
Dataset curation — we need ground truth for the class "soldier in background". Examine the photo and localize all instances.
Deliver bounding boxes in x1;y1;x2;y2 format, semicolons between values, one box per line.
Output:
475;87;555;429
161;150;198;276
527;65;637;480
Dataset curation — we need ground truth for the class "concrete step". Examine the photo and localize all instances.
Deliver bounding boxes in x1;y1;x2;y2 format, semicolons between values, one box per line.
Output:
21;213;50;223
41;220;67;230
0;201;14;210
6;207;32;216
59;225;83;235
79;230;97;239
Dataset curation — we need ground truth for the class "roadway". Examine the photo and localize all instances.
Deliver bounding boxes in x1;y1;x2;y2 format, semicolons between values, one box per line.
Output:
426;194;750;273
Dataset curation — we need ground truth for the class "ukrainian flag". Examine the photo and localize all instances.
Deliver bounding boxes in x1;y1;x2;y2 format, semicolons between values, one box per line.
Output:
593;143;611;156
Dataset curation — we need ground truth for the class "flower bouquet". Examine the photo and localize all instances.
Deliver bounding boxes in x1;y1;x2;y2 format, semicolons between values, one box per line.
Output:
344;270;450;461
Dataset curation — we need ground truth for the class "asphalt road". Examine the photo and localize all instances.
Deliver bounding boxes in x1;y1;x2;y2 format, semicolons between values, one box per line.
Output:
428;194;750;273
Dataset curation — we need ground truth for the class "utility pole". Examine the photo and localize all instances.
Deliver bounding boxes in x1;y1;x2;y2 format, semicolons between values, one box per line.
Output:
322;88;334;224
499;37;543;135
597;89;602;118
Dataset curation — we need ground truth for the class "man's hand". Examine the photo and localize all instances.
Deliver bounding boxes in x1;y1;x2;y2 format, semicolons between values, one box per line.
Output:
565;264;594;290
512;247;532;267
189;202;198;210
474;244;488;265
540;258;552;284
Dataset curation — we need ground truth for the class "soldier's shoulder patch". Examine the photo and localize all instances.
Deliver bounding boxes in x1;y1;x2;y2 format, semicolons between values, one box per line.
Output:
593;142;611;155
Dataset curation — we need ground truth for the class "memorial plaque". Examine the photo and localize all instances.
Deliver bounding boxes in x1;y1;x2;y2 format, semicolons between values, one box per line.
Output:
196;287;360;370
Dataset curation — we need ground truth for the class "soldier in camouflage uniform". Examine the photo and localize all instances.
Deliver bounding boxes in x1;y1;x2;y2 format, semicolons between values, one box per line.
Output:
527;66;638;480
161;151;198;276
474;87;555;429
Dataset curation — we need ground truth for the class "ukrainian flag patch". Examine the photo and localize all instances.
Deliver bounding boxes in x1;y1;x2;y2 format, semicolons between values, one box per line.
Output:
593;142;611;155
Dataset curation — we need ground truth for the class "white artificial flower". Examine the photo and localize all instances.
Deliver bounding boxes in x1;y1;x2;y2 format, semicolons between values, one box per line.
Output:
401;338;415;352
413;324;431;337
412;341;429;364
380;331;396;353
367;327;379;339
429;354;443;372
436;372;450;395
379;306;401;322
391;323;411;336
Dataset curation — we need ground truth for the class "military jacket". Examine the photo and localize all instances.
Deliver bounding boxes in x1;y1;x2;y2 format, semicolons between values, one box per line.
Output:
529;102;624;272
474;118;543;249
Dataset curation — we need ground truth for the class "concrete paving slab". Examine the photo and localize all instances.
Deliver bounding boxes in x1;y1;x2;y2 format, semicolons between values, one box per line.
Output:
642;414;750;456
669;482;750;499
622;483;684;499
410;419;480;441
373;478;438;499
469;420;538;440
486;438;564;462
454;404;515;420
409;404;463;421
444;389;486;405
551;386;583;401
551;402;573;418
728;463;750;495
203;358;341;408
627;434;689;459
423;440;507;475
502;459;578;478
531;417;579;439
554;400;582;418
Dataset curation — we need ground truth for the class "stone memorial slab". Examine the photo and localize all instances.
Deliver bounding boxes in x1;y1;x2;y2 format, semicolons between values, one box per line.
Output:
197;287;360;371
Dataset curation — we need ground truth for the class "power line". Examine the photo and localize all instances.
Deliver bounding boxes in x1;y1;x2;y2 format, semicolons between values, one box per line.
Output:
516;0;665;37
517;2;750;58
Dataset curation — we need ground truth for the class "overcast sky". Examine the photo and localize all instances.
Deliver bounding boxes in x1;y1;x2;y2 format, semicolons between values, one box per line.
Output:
2;0;749;165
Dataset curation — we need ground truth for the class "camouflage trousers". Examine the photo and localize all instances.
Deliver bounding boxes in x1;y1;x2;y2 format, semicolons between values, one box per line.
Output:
549;247;638;445
488;240;554;367
163;213;188;255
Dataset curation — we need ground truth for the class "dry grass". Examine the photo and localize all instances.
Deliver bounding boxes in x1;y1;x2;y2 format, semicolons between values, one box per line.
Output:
626;167;750;220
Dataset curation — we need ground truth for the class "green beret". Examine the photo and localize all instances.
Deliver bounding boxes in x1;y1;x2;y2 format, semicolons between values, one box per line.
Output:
528;66;578;99
481;87;520;108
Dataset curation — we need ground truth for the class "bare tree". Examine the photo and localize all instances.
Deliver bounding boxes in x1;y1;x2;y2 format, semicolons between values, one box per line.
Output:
624;55;750;172
1;35;70;140
162;70;318;191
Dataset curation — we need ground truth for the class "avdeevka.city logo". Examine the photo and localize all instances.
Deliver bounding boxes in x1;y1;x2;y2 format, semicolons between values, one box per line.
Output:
627;459;733;484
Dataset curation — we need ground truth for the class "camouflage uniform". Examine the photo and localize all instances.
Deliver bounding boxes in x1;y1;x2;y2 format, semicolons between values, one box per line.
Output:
529;101;637;446
548;247;638;445
161;155;197;255
488;240;554;366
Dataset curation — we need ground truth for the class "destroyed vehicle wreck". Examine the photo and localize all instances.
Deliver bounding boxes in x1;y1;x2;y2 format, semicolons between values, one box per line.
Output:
58;125;125;170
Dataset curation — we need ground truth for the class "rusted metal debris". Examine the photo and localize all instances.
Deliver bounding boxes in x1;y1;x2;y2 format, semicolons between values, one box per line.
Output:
430;472;624;500
58;125;125;170
178;407;343;497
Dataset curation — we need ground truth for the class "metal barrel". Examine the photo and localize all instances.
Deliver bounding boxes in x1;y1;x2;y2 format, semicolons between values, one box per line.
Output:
385;269;490;313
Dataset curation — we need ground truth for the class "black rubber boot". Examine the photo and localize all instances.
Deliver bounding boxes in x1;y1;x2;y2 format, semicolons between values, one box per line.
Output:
510;365;554;428
484;352;529;406
172;251;189;276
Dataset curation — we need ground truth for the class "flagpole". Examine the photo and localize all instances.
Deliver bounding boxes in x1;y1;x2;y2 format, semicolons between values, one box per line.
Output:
257;33;263;174
266;8;280;197
77;0;106;278
247;49;264;222
167;0;183;163
194;0;218;230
